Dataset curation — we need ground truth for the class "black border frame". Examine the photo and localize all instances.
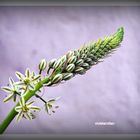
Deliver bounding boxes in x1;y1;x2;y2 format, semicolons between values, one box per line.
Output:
0;0;140;6
0;0;140;139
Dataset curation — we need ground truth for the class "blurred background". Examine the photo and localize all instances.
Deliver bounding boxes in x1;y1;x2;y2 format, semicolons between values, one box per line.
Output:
0;6;140;134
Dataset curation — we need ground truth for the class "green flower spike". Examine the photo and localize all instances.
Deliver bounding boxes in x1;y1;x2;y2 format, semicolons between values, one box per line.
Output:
1;77;20;102
15;96;40;122
0;27;124;134
15;68;40;91
46;27;124;86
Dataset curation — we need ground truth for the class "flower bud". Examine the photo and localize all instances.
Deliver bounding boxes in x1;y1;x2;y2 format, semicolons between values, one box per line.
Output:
75;67;85;74
43;81;52;86
39;59;47;72
74;50;80;59
51;74;63;84
67;51;74;58
68;56;77;64
79;48;84;55
81;54;87;59
88;54;94;59
63;73;73;80
66;64;75;72
84;49;88;54
49;59;57;68
85;58;92;64
81;63;90;69
90;61;96;65
53;59;62;69
59;55;67;66
75;59;84;66
60;55;67;62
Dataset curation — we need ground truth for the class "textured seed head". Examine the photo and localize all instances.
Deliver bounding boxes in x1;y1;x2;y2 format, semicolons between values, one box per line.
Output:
51;74;63;84
66;64;75;72
62;73;73;81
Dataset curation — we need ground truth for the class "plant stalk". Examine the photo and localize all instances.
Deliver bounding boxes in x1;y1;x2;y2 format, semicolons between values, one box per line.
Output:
0;77;49;134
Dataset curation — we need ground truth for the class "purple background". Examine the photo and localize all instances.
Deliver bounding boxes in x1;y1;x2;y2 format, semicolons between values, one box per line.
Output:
0;6;140;134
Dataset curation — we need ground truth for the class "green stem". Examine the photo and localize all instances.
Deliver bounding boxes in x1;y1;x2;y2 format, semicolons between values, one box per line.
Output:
35;94;46;103
0;77;49;134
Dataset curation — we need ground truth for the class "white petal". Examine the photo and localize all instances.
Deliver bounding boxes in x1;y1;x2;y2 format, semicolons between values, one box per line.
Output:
15;106;22;112
32;71;35;78
9;77;14;87
45;104;51;115
16;111;23;123
14;81;24;85
15;71;25;80
32;75;40;81
48;99;55;105
26;101;34;106
25;68;30;78
55;96;61;101
23;112;32;121
29;106;40;111
1;86;11;93
3;94;13;103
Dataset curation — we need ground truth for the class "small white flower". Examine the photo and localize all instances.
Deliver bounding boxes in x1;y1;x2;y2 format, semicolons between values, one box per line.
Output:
15;96;40;122
45;97;60;115
1;77;20;102
15;68;40;91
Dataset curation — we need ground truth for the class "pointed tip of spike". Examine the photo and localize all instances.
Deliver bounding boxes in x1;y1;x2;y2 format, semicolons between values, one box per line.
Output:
118;27;124;32
117;27;124;37
116;27;124;34
115;27;124;43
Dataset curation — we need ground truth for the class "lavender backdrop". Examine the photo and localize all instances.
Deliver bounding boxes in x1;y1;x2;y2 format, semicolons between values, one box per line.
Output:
0;6;140;134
